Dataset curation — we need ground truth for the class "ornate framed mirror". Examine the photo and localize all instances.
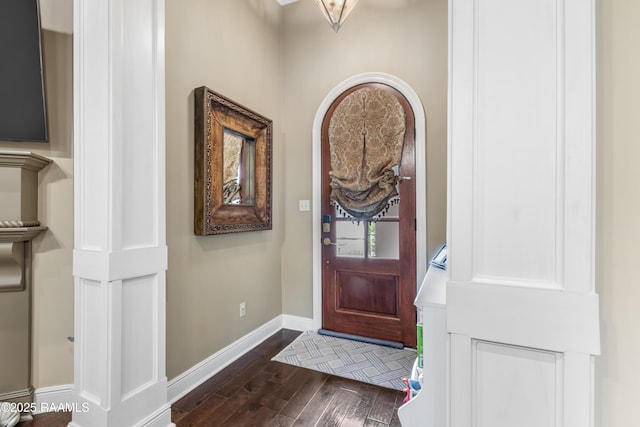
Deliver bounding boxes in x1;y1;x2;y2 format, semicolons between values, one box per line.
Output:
194;86;272;235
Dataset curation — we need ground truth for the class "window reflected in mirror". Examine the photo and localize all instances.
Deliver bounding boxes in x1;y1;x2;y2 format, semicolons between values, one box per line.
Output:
223;129;255;205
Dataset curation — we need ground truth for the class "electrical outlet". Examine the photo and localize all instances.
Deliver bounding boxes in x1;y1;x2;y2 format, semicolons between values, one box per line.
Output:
239;302;247;317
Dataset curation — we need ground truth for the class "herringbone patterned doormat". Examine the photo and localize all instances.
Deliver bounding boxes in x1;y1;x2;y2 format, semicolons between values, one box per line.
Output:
271;330;416;391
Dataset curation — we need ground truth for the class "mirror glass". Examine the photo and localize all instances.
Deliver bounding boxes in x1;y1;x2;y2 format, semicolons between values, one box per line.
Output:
194;86;272;235
223;128;255;205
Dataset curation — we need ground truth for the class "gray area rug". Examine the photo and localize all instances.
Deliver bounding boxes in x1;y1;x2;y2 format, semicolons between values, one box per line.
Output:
271;330;416;391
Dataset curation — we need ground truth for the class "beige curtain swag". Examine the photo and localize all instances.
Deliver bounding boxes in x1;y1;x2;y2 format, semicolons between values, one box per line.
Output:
328;86;406;221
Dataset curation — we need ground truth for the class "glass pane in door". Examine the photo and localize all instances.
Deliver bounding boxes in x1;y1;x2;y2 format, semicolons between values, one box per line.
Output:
336;221;365;258
368;221;399;259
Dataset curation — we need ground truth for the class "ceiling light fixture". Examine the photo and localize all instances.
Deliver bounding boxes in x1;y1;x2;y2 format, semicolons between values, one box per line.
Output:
314;0;360;33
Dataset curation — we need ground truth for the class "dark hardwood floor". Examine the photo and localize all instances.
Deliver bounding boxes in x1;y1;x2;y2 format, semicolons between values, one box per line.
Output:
17;329;404;427
16;411;71;427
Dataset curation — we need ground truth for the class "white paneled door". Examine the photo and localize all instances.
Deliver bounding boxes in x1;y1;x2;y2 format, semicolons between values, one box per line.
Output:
447;0;599;426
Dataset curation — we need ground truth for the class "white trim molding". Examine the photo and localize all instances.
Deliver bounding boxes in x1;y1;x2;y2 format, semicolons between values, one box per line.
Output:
33;385;74;415
167;316;281;403
33;315;314;415
311;72;427;332
282;314;314;332
35;384;173;427
167;315;312;403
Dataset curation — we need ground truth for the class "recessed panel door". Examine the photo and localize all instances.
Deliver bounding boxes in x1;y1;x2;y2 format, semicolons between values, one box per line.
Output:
321;83;417;347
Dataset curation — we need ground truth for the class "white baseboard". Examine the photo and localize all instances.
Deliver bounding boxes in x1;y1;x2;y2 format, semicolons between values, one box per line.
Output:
135;404;174;427
34;314;315;414
67;404;174;427
167;315;284;403
33;384;74;414
282;314;314;332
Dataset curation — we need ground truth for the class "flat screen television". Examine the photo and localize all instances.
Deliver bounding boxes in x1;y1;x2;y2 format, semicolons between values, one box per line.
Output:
0;0;48;142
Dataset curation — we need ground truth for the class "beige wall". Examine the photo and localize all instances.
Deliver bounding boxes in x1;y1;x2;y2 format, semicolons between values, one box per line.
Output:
595;0;640;426
280;0;448;317
0;29;74;388
4;7;634;427
164;0;284;379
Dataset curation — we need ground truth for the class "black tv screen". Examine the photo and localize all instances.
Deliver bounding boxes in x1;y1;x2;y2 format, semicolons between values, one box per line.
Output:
0;0;48;142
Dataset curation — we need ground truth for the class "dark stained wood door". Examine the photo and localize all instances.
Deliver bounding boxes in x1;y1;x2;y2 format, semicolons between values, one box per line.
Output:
321;83;417;347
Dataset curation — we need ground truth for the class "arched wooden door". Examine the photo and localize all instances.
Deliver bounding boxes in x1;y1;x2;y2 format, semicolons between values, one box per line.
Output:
320;83;417;347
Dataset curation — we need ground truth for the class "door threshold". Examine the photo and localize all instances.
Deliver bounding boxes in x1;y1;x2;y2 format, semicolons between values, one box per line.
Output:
317;329;404;349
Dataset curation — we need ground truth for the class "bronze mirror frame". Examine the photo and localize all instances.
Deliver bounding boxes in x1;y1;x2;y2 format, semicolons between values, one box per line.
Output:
194;86;272;235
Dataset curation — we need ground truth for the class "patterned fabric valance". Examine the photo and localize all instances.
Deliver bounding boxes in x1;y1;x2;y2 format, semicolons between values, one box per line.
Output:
328;87;406;221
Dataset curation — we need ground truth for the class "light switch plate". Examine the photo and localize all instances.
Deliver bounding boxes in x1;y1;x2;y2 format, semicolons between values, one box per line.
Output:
299;200;310;211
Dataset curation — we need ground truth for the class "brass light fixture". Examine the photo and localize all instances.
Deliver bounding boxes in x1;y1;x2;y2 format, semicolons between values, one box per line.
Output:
314;0;361;33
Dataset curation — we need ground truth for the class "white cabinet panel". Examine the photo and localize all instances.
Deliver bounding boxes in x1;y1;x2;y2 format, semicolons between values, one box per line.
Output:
121;275;156;398
447;0;598;425
450;0;596;291
475;341;559;427
475;0;560;284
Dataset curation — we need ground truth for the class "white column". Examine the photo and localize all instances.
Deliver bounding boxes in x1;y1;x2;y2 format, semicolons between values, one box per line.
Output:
447;0;598;426
71;0;172;426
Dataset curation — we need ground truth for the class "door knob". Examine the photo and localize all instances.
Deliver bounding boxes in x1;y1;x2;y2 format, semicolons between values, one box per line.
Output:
323;237;337;246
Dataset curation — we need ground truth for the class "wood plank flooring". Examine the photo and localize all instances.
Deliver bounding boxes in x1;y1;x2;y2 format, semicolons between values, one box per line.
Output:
15;411;71;427
17;329;405;427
